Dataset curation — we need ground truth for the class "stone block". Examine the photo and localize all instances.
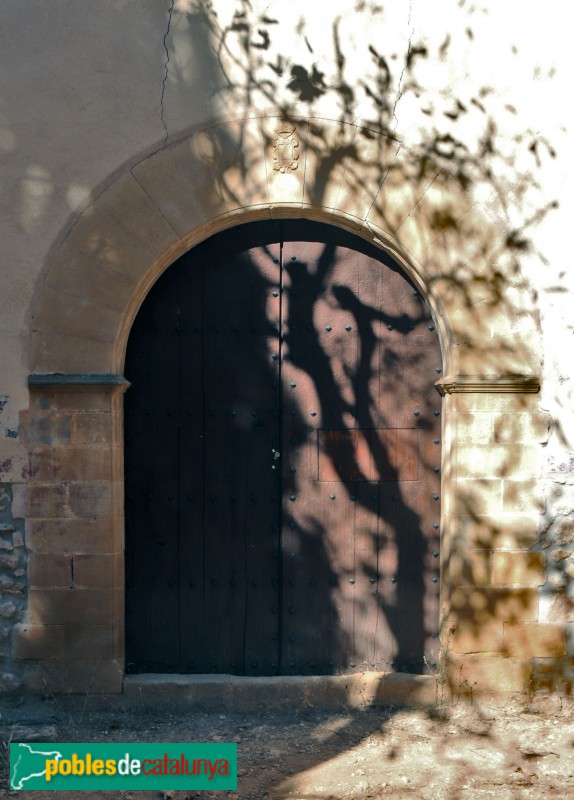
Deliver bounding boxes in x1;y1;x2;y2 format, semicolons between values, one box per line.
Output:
453;297;537;346
374;672;437;707
471;330;541;375
12;623;65;660
492;551;546;587
44;239;134;313
72;553;120;588
544;593;574;624
503;623;567;658
0;671;22;694
72;412;113;445
33;285;120;344
396;170;474;263
211;118;269;209
232;675;324;712
447;513;539;550
27;414;73;447
502;480;544;514
0;600;17;618
447;654;531;694
449;302;503;346
456;445;539;480
64;201;157;284
26;658;123;694
449;587;539;624
448;550;491;586
133;144;215;238
31;329;115;374
31;390;112;413
9;484;27;519
63;624;122;659
28;446;112;483
455;412;492;443
95;169;181;259
337;129;398;225
26;484;67;518
551;516;574;546
452;393;538;414
0;552;20;569
13;530;24;548
124;672;436;712
454;479;502;516
25;518;117;555
530;657;569;694
492;412;552;445
427;255;499;313
28;554;72;588
0;574;25;594
67;482;113;519
447;618;504;654
124;674;233;711
303;118;357;209
28;589;113;625
373;155;440;237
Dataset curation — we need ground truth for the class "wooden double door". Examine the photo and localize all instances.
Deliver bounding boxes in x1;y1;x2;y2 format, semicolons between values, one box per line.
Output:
125;220;442;676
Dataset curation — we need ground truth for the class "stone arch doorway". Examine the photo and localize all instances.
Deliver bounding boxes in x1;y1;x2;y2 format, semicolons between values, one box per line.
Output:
21;115;542;696
124;218;442;677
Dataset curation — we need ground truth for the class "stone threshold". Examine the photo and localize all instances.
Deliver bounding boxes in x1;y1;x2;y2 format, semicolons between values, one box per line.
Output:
123;672;437;712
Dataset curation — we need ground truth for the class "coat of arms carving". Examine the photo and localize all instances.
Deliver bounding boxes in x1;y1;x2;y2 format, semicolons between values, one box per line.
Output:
272;125;299;173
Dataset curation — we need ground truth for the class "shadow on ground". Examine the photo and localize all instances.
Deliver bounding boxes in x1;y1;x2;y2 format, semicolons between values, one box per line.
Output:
2;697;574;799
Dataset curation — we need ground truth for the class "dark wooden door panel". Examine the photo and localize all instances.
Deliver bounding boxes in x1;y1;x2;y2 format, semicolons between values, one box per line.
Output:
124;262;184;672
188;227;282;675
125;219;442;676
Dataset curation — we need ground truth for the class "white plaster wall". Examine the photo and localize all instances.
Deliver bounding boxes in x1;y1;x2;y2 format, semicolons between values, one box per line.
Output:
1;0;573;509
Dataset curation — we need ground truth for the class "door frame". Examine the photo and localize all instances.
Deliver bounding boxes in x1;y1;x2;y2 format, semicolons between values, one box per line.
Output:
21;114;542;696
123;220;443;676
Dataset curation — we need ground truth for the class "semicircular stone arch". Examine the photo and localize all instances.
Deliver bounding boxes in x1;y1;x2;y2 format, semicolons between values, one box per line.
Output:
21;114;545;699
31;114;540;379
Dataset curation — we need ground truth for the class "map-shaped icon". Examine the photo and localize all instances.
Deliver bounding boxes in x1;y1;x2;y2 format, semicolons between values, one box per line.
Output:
10;743;64;790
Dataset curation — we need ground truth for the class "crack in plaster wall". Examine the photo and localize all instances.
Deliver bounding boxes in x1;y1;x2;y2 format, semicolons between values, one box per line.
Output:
161;0;175;146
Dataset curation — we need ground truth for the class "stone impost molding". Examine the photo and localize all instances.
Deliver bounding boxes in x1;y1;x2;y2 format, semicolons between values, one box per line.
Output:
436;374;540;395
28;374;130;392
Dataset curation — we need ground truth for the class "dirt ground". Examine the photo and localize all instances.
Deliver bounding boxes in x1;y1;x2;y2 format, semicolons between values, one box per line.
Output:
2;695;574;799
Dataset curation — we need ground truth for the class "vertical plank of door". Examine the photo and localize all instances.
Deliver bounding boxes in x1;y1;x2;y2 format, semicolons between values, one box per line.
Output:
242;237;282;675
280;238;326;673
178;248;206;672
200;223;282;675
124;259;182;671
352;482;381;671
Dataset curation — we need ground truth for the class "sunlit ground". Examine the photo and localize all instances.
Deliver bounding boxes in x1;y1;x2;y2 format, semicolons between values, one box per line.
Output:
2;697;574;799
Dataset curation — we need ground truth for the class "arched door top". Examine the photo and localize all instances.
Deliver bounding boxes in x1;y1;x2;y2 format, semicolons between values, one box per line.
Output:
29;114;540;384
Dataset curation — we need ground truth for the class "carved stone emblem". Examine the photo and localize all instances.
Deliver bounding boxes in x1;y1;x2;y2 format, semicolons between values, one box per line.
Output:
272;125;299;173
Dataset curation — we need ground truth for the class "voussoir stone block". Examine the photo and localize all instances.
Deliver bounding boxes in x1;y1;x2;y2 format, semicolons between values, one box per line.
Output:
95;170;181;259
303;118;358;209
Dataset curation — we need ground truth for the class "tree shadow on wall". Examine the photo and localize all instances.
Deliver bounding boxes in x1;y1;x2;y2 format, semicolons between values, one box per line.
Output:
155;1;571;701
165;0;558;373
